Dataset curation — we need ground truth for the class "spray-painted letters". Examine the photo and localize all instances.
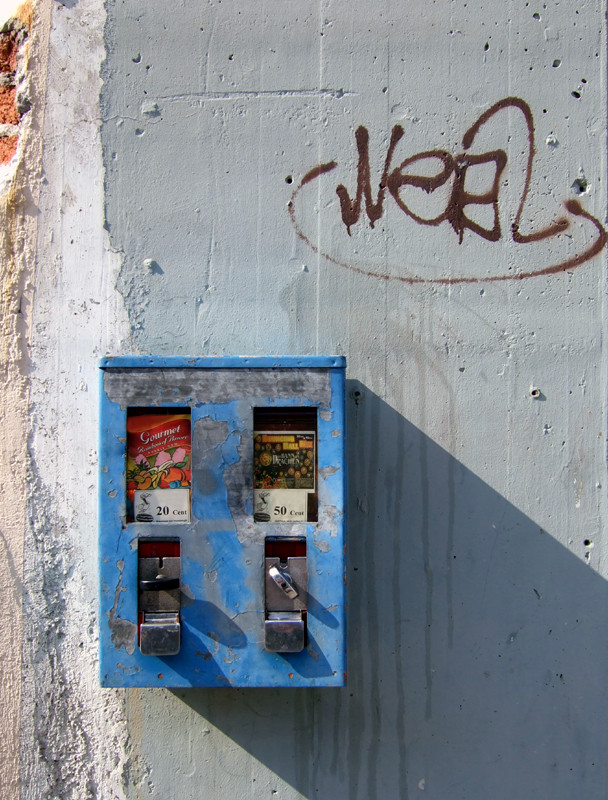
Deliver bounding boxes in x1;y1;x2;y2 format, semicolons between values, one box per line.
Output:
289;97;606;283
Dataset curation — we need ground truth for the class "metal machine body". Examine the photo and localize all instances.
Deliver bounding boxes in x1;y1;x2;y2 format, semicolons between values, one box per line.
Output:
99;356;346;688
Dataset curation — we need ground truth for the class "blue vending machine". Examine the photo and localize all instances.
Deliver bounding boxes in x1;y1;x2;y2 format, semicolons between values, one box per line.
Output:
99;356;346;688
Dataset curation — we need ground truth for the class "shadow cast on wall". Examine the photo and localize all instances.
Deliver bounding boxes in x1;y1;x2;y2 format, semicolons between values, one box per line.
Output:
171;381;607;800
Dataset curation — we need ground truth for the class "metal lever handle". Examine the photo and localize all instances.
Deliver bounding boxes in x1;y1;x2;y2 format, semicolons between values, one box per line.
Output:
139;577;180;591
268;565;299;599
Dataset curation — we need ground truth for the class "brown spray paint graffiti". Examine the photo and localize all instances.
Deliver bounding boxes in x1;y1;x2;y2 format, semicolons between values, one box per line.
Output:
288;97;607;284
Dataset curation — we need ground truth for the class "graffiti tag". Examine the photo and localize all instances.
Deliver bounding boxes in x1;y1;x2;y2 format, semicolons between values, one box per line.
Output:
288;97;606;283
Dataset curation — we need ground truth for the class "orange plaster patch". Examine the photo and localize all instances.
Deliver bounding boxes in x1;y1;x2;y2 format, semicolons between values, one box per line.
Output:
0;136;18;164
16;1;33;33
0;86;19;125
0;34;17;73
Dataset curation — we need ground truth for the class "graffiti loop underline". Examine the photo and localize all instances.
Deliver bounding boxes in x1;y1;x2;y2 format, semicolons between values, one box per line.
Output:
288;97;607;284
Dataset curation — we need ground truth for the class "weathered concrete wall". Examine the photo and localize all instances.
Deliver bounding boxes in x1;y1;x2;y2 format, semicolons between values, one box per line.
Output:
0;1;43;797
16;0;608;797
20;1;131;797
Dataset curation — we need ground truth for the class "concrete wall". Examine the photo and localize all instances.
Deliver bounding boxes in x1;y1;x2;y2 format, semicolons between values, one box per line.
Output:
0;1;43;795
6;0;608;797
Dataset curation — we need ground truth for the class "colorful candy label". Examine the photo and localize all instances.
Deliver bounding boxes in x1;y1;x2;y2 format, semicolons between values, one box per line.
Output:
253;431;315;522
126;410;191;523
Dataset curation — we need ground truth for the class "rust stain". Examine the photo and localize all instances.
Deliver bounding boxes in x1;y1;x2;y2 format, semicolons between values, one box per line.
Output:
289;96;607;283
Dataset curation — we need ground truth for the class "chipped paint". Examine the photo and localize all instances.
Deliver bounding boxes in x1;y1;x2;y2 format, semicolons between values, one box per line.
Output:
107;560;137;654
103;367;333;409
99;358;346;688
0;5;31;184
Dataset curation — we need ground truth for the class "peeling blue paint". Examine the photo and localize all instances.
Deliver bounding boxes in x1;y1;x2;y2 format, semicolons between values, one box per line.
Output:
100;355;345;369
99;356;346;687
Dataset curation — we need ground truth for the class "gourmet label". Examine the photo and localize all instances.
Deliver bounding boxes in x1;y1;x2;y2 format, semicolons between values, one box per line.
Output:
126;411;191;522
253;431;315;522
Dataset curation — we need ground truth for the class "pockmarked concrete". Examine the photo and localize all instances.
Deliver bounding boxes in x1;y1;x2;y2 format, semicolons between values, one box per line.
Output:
10;0;608;798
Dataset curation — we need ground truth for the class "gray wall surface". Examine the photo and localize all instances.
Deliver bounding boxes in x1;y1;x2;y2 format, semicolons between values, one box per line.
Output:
20;0;608;797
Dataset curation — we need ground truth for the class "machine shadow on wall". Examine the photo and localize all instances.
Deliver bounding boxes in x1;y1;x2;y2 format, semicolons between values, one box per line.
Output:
172;381;606;800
